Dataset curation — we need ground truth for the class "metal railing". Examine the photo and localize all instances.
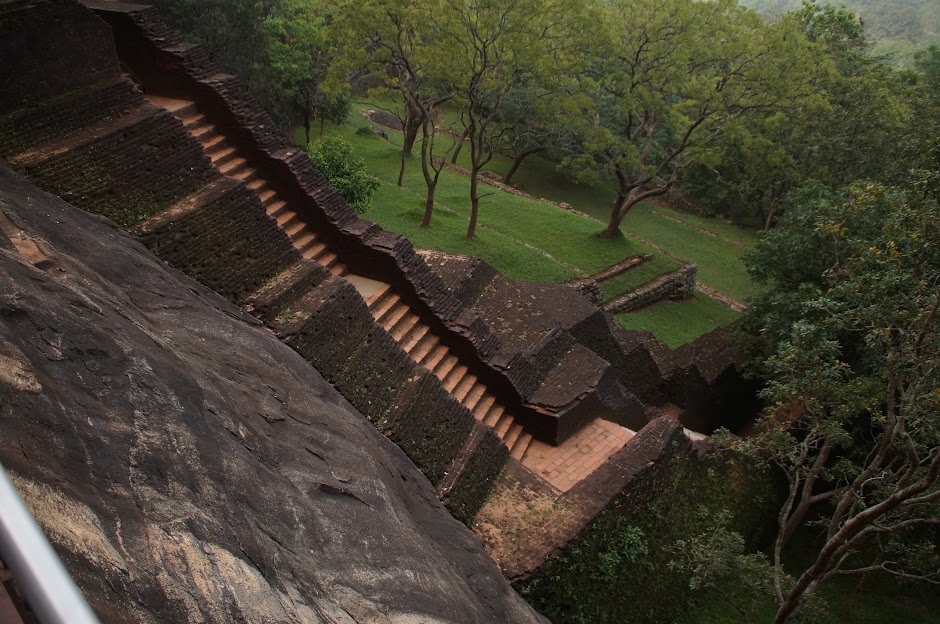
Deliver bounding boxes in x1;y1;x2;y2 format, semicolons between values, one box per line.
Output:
0;464;101;624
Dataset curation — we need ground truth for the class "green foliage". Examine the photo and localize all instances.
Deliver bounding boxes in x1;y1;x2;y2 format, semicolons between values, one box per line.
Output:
306;136;379;213
517;450;779;624
733;172;940;622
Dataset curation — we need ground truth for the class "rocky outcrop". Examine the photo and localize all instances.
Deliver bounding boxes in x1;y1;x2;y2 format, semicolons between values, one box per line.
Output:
0;162;545;624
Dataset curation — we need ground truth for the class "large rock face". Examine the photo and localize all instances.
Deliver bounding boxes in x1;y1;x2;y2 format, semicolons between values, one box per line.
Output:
0;162;545;624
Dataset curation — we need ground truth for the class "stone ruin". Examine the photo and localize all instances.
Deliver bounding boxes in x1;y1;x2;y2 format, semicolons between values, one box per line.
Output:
0;0;762;611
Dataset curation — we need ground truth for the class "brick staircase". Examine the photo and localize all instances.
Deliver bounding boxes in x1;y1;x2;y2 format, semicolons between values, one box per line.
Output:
146;94;349;277
367;284;533;460
146;92;533;460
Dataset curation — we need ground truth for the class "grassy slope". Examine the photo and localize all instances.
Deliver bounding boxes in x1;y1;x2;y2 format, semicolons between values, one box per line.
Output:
300;104;760;345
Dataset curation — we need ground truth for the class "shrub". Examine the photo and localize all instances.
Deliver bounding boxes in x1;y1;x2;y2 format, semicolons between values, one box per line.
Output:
307;136;379;213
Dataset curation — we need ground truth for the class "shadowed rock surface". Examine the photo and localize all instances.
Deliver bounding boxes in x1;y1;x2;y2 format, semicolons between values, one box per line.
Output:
0;162;546;624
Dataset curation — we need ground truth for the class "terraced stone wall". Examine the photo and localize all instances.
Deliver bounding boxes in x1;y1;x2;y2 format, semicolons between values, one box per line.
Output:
90;0;546;436
135;179;300;303
249;263;509;499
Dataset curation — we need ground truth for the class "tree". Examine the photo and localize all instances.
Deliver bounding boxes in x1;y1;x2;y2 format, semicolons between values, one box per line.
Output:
432;0;586;239
578;0;819;238
728;175;940;623
258;0;348;143
307;136;380;213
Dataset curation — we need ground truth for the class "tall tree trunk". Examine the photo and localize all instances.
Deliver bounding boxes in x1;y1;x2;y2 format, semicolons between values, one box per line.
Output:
398;150;407;188
420;121;437;227
468;169;480;239
503;147;543;185
304;115;311;146
422;185;436;228
403;104;423;155
764;195;781;231
451;129;469;164
604;194;627;238
319;116;325;137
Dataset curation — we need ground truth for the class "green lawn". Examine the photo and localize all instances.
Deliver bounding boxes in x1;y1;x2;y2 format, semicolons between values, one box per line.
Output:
297;103;761;346
616;292;741;349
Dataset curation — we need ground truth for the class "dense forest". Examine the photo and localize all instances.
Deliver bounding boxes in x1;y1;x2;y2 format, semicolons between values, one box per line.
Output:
145;0;939;622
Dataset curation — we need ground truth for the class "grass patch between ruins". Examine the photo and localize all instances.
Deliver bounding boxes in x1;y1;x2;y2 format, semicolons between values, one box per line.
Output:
616;292;741;349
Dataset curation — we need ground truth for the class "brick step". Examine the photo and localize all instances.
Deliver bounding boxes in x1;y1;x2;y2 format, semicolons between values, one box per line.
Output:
503;423;524;448
421;343;448;369
494;413;515;439
366;283;391;308
453;372;478;402
209;145;237;165
190;121;214;140
329;263;347;277
381;302;409;330
463;383;487;412
275;210;298;229
259;188;277;207
201;134;226;152
408;331;437;359
246;178;267;194
285;221;306;238
402;324;430;353
300;240;325;260
231;166;258;184
434;354;459;379
442;365;468;393
266;199;287;218
181;113;205;128
390;313;419;342
510;432;533;460
472;395;496;421
483;405;505;428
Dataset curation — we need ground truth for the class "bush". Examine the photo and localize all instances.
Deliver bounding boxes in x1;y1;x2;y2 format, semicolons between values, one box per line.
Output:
307;136;379;213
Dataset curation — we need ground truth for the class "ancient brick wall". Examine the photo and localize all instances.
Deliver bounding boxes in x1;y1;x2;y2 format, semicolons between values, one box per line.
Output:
604;263;697;314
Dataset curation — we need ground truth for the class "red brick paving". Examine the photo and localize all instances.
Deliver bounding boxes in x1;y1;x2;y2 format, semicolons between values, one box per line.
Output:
521;419;635;492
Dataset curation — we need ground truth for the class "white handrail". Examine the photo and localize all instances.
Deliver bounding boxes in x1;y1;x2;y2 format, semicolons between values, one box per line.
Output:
0;465;101;624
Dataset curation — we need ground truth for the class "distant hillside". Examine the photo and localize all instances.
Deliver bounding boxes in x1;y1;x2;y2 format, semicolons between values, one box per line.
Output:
741;0;940;65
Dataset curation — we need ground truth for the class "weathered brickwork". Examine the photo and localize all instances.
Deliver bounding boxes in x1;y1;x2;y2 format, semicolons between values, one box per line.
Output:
14;106;217;227
604;263;697;314
136;179;300;303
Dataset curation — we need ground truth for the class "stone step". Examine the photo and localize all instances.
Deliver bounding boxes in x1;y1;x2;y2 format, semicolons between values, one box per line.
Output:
201;134;226;152
218;156;247;176
402;324;430;353
503;423;524;448
232;167;258;184
423;344;448;370
246;178;267;193
453;372;477;402
463;383;487;412
266;199;287;218
409;331;437;359
510;432;533;459
258;188;277;207
329;263;347;277
442;364;468;393
382;303;410;332
390;313;419;342
301;241;326;260
372;294;401;325
293;233;317;253
182;113;205;128
285;221;306;238
209;144;236;164
366;283;391;309
494;413;514;438
275;210;298;229
483;405;505;428
434;354;458;380
190;122;214;140
472;395;496;421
